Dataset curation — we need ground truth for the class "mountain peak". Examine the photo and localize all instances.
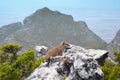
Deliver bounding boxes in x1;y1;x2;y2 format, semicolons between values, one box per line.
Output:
41;7;50;11
34;7;72;18
23;7;74;28
36;7;52;14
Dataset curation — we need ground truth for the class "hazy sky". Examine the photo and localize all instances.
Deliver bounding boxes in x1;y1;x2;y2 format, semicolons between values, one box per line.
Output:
0;0;120;42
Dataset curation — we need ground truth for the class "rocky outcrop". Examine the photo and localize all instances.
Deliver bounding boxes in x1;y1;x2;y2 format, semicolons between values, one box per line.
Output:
26;44;108;80
35;45;48;57
4;7;107;49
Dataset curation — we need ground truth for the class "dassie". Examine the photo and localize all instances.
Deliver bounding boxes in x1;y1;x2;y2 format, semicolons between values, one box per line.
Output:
45;42;69;66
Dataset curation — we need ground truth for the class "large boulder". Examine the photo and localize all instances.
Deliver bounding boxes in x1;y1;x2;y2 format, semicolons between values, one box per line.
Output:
26;44;108;80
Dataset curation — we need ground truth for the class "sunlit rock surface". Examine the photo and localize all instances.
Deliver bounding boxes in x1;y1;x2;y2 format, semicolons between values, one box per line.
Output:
26;44;108;80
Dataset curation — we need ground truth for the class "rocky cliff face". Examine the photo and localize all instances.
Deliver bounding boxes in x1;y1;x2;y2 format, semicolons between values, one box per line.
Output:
0;22;22;45
107;30;120;55
26;44;108;80
3;7;107;49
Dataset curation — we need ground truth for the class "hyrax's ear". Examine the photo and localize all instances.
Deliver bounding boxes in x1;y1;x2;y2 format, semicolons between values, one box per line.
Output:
61;42;65;45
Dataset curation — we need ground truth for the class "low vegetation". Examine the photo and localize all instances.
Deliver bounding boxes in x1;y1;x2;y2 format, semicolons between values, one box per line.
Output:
102;50;120;80
0;43;44;80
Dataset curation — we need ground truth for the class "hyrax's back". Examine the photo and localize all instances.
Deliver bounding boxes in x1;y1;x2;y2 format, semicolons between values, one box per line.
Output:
45;42;69;59
45;47;59;59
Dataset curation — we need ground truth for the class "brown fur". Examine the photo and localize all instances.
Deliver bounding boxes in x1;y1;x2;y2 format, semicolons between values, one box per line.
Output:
45;42;69;66
45;42;69;59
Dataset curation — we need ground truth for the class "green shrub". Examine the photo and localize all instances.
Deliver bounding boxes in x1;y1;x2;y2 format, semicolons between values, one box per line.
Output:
114;51;120;65
32;57;45;70
109;65;120;80
0;43;21;54
0;43;21;64
102;50;120;80
101;61;114;80
0;43;44;80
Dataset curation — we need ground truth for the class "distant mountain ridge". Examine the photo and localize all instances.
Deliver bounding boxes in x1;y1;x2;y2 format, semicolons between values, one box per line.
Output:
0;7;107;49
107;29;120;53
0;22;22;45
